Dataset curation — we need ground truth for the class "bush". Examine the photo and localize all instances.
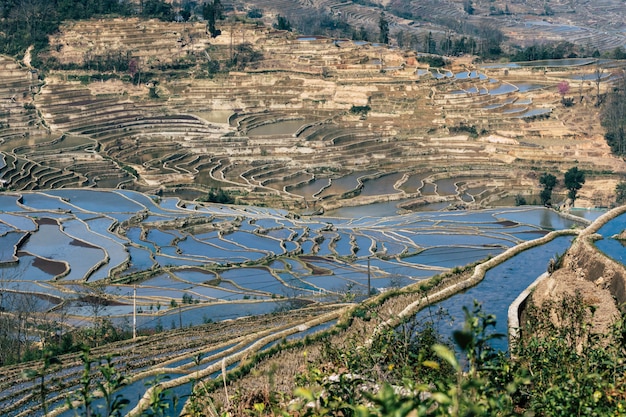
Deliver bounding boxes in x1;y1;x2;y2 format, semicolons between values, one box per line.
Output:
247;8;263;19
232;296;626;416
349;105;371;116
200;188;235;204
417;55;448;68
562;96;575;107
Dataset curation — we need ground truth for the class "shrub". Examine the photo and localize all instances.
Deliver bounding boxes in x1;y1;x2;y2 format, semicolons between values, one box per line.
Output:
200;188;235;204
349;105;371;116
417;55;448;68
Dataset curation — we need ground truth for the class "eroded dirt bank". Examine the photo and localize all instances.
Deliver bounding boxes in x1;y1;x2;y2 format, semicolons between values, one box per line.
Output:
529;206;626;334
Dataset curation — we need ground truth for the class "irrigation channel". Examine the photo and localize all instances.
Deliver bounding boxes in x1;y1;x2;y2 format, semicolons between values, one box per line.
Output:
0;189;606;416
413;235;574;352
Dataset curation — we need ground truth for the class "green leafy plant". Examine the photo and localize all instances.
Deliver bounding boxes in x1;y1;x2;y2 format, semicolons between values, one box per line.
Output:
142;375;178;417
66;347;129;417
22;349;62;415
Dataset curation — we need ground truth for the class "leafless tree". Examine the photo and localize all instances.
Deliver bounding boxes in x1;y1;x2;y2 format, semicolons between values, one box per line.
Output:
77;281;110;347
594;64;606;105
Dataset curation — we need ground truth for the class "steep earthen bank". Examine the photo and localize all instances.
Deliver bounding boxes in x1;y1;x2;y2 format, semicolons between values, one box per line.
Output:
527;206;626;335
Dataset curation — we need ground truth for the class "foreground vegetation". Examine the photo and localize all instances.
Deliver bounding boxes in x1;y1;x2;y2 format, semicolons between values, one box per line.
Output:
25;292;625;416
214;293;626;416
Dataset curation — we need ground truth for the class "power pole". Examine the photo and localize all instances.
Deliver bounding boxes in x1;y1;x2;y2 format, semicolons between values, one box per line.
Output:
133;286;136;339
367;256;371;297
230;19;234;63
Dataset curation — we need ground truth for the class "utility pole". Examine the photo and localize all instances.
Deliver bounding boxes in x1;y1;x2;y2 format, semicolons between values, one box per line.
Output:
133;286;136;339
179;305;183;329
367;256;371;297
230;19;234;63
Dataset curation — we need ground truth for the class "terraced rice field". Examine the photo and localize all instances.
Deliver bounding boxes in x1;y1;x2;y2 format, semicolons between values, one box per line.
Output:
2;20;624;211
0;304;342;417
0;12;624;415
0;188;583;325
0;187;588;416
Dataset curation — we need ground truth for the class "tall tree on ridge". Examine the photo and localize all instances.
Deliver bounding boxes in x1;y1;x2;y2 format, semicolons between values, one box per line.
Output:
378;12;389;44
203;0;223;37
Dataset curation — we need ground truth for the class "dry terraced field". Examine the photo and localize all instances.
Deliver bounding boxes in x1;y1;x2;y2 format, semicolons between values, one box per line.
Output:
1;19;626;211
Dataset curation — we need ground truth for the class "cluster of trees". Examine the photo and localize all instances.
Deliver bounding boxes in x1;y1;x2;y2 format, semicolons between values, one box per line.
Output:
285;10;352;39
511;41;579;62
0;290;50;365
349;104;371;116
201;187;235;204
274;15;292;32
539;167;586;206
396;27;502;58
601;73;626;155
0;0;211;59
82;49;134;73
230;43;264;70
509;40;626;62
0;280;132;366
0;0;134;22
278;3;625;62
140;0;176;21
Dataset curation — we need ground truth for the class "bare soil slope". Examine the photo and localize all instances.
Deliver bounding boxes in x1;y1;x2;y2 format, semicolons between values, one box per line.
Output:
531;208;626;335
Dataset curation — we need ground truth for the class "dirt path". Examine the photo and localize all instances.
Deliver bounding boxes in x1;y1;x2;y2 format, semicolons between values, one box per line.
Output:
23;45;33;67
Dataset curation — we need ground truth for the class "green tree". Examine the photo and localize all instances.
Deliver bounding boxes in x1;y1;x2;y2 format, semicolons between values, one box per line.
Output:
202;0;223;38
617;182;626;205
463;0;474;15
539;173;557;206
205;187;235;204
274;15;292;31
378;12;389;44
424;31;436;54
353;25;369;42
613;47;626;60
247;8;263;19
396;30;405;48
141;0;174;21
22;350;62;415
564;166;585;203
